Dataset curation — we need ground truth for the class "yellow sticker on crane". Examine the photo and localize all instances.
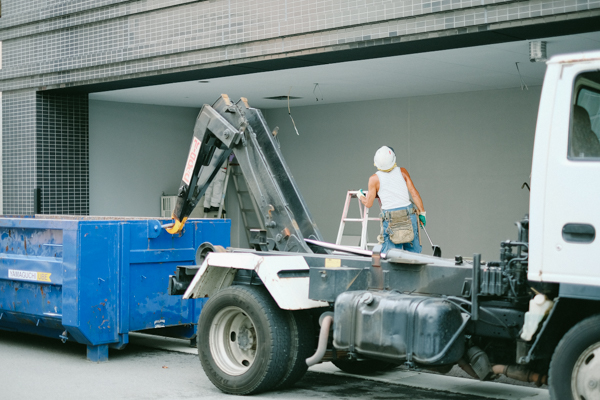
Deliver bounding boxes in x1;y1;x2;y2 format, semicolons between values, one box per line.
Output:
325;258;341;268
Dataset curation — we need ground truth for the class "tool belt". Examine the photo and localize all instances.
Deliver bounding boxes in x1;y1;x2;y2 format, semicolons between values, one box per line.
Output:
381;207;415;244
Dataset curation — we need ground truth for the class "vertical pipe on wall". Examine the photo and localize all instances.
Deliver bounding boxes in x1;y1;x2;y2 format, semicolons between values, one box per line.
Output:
33;188;41;214
0;91;2;215
472;253;481;321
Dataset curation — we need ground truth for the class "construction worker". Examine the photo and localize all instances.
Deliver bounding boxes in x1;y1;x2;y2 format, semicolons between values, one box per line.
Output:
360;146;426;254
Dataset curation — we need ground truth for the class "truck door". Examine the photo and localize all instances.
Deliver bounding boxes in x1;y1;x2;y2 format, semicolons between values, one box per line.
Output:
541;65;600;286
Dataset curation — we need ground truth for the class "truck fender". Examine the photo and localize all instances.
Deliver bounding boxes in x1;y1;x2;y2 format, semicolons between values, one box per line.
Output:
183;252;329;310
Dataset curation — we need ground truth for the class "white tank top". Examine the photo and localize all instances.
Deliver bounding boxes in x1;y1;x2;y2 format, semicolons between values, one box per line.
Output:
376;167;411;210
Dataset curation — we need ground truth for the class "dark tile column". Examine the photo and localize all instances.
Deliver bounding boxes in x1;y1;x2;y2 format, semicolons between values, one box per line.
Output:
2;90;37;214
36;92;89;215
2;91;89;215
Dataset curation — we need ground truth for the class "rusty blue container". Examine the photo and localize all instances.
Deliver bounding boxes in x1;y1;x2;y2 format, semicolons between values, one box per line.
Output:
0;216;230;361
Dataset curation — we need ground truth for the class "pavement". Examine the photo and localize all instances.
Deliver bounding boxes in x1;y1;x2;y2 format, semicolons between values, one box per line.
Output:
0;330;550;400
128;332;549;400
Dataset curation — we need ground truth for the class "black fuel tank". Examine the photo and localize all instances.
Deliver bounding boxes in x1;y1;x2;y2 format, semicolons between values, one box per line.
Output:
333;290;466;365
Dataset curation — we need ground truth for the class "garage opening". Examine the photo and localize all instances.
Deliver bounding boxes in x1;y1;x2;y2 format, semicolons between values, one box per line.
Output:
87;32;600;260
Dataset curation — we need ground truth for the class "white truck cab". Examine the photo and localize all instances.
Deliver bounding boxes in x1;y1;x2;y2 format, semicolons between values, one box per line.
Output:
530;51;600;286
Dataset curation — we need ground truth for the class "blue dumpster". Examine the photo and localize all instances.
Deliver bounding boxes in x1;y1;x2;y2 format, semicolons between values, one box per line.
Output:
0;216;230;361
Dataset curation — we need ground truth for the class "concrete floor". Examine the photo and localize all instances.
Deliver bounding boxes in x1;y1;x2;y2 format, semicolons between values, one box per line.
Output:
0;330;550;400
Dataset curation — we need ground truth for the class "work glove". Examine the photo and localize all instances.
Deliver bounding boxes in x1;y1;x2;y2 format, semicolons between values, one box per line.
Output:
419;212;426;227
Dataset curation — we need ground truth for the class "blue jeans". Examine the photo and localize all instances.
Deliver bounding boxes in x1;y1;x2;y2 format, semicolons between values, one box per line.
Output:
380;205;422;254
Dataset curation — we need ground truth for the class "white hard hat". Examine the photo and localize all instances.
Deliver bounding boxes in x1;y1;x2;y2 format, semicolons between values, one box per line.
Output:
374;146;396;171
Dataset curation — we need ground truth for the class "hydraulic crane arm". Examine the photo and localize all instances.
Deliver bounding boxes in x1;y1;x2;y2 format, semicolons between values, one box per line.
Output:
167;94;326;254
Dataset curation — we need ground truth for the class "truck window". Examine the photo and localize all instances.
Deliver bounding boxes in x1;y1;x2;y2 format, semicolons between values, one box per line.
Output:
569;73;600;160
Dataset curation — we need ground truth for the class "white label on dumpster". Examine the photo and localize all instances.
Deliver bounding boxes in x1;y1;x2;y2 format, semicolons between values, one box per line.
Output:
8;269;51;282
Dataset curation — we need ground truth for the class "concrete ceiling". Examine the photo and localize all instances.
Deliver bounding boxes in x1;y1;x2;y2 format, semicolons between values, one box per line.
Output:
90;32;600;109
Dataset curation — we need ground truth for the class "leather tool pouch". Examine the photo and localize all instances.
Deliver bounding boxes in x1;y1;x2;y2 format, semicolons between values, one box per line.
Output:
384;210;414;244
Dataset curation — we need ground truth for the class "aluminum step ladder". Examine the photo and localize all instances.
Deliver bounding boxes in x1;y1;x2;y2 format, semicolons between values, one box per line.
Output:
229;163;265;245
335;190;381;250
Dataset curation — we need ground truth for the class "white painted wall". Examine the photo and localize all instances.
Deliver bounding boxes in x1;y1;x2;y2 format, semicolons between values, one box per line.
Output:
89;100;199;217
90;86;541;260
264;86;541;260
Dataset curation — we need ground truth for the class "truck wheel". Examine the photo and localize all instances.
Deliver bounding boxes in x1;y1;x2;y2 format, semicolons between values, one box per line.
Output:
275;311;316;389
197;285;291;395
333;359;397;374
549;314;600;400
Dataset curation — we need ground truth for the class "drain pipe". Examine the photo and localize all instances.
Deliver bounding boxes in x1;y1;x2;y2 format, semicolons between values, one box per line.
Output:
471;254;481;321
306;314;333;367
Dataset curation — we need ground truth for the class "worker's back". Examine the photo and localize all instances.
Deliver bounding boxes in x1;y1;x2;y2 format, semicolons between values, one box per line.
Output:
375;167;411;210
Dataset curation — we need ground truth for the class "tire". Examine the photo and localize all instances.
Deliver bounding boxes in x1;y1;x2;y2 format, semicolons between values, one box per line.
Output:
332;359;397;375
549;314;600;400
275;311;316;389
197;285;291;395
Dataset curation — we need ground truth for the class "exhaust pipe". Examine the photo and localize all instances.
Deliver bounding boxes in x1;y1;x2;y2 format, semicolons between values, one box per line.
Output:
492;365;548;386
306;314;333;367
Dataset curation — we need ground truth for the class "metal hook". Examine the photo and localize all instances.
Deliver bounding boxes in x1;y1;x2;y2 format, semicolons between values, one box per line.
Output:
313;83;324;101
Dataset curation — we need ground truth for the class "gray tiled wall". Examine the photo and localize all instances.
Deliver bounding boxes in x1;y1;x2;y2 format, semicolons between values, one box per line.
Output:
2;90;37;214
36;93;89;215
2;91;88;215
0;0;598;214
0;0;599;92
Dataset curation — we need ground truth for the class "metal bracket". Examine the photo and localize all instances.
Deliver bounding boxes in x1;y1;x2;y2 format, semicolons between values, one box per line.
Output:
147;220;162;239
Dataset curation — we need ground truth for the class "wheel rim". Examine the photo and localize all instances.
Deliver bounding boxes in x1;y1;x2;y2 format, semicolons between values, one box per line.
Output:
209;306;258;376
572;341;600;400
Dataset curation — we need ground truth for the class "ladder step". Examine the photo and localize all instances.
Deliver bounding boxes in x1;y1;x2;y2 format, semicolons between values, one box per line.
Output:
336;190;381;250
241;208;255;213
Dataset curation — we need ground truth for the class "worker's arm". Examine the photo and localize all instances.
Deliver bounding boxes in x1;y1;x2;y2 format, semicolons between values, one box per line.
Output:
401;168;425;213
360;174;379;208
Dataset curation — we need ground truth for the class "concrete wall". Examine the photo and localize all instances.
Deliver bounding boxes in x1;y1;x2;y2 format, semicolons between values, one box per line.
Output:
89;100;199;217
90;86;541;260
264;86;542;260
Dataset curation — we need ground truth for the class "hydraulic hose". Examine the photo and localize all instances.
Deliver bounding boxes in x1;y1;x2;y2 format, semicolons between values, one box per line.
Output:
412;314;471;364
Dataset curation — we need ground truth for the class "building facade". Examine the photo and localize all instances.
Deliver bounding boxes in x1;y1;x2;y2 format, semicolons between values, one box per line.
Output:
1;0;599;214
